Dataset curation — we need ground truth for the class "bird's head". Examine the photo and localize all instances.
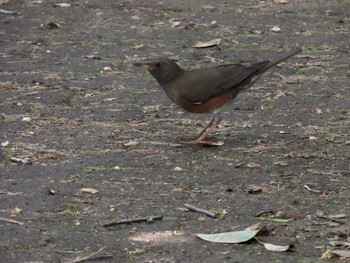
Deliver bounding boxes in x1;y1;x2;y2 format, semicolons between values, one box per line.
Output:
134;57;183;85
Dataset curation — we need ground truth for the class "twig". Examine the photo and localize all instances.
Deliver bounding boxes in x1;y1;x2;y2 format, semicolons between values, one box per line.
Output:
103;215;163;227
316;212;346;224
65;247;112;263
0;217;24;225
184;204;217;218
304;184;321;193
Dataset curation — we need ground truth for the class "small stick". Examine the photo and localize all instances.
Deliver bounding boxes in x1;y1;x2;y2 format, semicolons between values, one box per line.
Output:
0;217;24;225
65;247;112;263
184;204;217;218
103;215;163;227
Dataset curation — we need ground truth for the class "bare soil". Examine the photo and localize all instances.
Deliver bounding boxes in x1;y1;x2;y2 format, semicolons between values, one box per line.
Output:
0;0;349;262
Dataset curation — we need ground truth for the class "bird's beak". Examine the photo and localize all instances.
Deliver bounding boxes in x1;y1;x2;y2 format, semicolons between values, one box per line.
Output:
133;61;156;70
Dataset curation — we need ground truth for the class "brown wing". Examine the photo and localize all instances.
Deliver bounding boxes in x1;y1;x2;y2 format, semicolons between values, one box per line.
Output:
180;61;269;103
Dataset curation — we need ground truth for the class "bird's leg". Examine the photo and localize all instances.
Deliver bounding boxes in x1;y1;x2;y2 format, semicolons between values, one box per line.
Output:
193;114;221;143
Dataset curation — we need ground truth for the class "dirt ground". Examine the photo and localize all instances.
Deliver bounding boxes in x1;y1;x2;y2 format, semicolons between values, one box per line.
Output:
0;0;349;262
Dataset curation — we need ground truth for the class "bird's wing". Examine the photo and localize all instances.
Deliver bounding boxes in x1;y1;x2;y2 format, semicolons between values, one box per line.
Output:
180;61;269;103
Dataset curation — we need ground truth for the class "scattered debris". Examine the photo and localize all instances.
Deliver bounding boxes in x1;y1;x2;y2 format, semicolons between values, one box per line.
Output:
1;140;9;147
103;216;163;227
83;54;102;60
304;184;321;193
246;162;261;169
10;157;32;165
64;246;113;263
124;141;139;147
316;212;347;224
270;26;282;33
192;38;221;48
197;224;260;243
53;3;71;8
43;187;55;195
47;21;61;29
0;8;18;14
247;185;262;194
80;188;99;194
330;250;350;259
256;216;293;223
0;217;24;225
184;203;217;218
22;117;32;122
256;238;293;251
329;241;350;248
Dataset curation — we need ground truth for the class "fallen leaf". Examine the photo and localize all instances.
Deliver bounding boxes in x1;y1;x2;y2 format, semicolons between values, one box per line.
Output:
195;140;224;146
246;162;261;169
329;214;347;219
331;250;350;258
257;239;292;252
197;226;259;243
124;141;139;146
54;3;71;7
80;188;99;194
171;21;181;27
1;140;9;146
43;187;55;195
256;217;293;223
47;21;61;29
192;38;221;48
329;241;350;248
11;207;22;218
321;249;333;260
273;161;288;166
315;108;322;114
270;26;281;33
247;185;262;194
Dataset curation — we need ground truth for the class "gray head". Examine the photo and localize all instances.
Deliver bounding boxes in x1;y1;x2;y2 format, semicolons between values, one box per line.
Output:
134;57;183;85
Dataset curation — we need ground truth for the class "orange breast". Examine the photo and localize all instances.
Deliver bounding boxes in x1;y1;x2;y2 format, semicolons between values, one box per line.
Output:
176;87;241;114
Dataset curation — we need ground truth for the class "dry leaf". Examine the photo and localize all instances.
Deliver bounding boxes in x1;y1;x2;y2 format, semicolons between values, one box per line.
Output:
315;108;322;114
331;250;350;258
262;241;292;252
273;161;288;166
1;140;9;146
246;162;261;169
192;38;221;48
171;21;181;27
270;26;281;33
124;141;139;146
54;3;71;7
80;188;99;194
329;241;350;248
11;207;22;218
247;185;262;194
274;0;288;3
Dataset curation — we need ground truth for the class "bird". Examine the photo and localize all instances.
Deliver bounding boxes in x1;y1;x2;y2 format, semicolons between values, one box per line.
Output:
134;48;302;145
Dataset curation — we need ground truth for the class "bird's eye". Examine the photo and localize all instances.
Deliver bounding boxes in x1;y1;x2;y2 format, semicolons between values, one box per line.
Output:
155;62;161;67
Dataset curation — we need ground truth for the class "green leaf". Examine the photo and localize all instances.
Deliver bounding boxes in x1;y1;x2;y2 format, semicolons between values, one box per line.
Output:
255;217;293;223
197;227;259;244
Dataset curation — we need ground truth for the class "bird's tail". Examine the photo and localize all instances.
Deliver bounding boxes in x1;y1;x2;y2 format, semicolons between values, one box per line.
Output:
256;48;302;75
